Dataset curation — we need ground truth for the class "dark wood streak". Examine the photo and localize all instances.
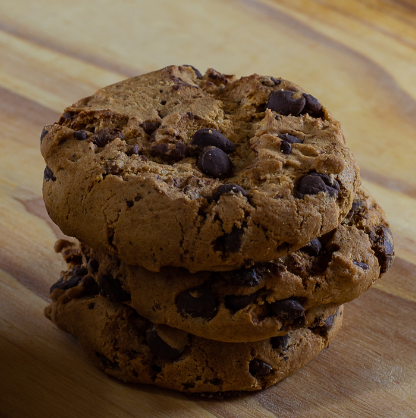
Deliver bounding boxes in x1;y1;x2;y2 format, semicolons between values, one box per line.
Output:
360;167;416;200
384;0;416;14
0;22;140;79
0;194;68;302
237;0;416;126
0;85;60;143
308;0;416;51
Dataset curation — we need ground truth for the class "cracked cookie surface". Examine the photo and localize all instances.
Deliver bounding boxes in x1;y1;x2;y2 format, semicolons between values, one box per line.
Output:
54;187;392;343
45;285;342;394
41;65;360;272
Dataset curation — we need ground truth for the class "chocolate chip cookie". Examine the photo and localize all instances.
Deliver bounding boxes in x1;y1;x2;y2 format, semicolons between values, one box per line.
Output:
54;187;392;343
45;283;343;394
41;65;360;272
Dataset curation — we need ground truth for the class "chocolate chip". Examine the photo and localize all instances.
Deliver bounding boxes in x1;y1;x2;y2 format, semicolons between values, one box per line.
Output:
96;352;119;369
74;130;88;140
270;335;289;352
270;77;281;86
49;275;82;293
224;291;260;312
126;144;139;156
142;121;161;135
368;226;394;274
280;140;292;154
63;112;73;120
176;286;218;320
300;238;322;256
219;266;264;287
214;226;244;253
82;275;99;296
266;90;306;116
249;359;272;377
312;313;335;336
88;303;95;309
44;166;56;181
210;183;248;202
72;266;88;277
150;142;188;162
278;133;302;144
98;274;131;302
348;200;363;218
146;328;183;360
160;100;167;105
191;129;236;153
198;147;232;179
302;93;324;117
353;261;369;270
40;127;48;143
87;259;99;273
183;64;203;79
93;128;125;147
269;299;305;323
297;172;340;198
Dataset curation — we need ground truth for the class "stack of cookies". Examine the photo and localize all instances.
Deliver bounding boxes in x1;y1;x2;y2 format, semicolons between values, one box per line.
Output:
41;65;394;395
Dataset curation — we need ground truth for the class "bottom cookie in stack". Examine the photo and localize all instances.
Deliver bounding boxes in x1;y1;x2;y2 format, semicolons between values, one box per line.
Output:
45;277;343;394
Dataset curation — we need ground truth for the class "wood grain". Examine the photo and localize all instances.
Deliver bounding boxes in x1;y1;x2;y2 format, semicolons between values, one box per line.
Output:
1;0;416;416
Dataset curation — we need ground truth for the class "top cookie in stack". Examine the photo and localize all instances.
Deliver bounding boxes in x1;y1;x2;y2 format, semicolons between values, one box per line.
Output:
41;65;360;273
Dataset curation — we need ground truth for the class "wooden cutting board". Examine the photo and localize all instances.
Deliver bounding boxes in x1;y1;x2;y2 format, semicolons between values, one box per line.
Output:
1;0;416;416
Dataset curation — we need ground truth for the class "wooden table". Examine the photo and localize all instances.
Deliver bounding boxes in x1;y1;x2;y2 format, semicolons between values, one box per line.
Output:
1;0;416;416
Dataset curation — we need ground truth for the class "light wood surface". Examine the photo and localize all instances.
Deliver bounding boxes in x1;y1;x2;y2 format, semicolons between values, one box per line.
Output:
1;0;416;416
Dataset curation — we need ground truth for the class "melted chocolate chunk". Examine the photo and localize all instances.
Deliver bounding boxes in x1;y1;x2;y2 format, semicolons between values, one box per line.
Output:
270;334;290;352
93;128;125;147
126;144;140;156
49;274;82;293
269;299;305;323
302;93;324;117
74;130;88;140
219;262;282;287
182;64;203;79
367;226;394;274
98;274;131;302
191;129;236;153
214;227;244;253
198;147;232;179
312;313;335;336
224;291;260;312
142;121;161;135
280;140;292;154
146;328;184;360
300;238;322;256
278;133;302;144
249;359;272;377
220;266;263;287
150;142;188;162
44;166;56;181
210;183;248;202
40;127;48;143
266;90;306;116
297;172;340;198
176;286;218;320
353;261;369;270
